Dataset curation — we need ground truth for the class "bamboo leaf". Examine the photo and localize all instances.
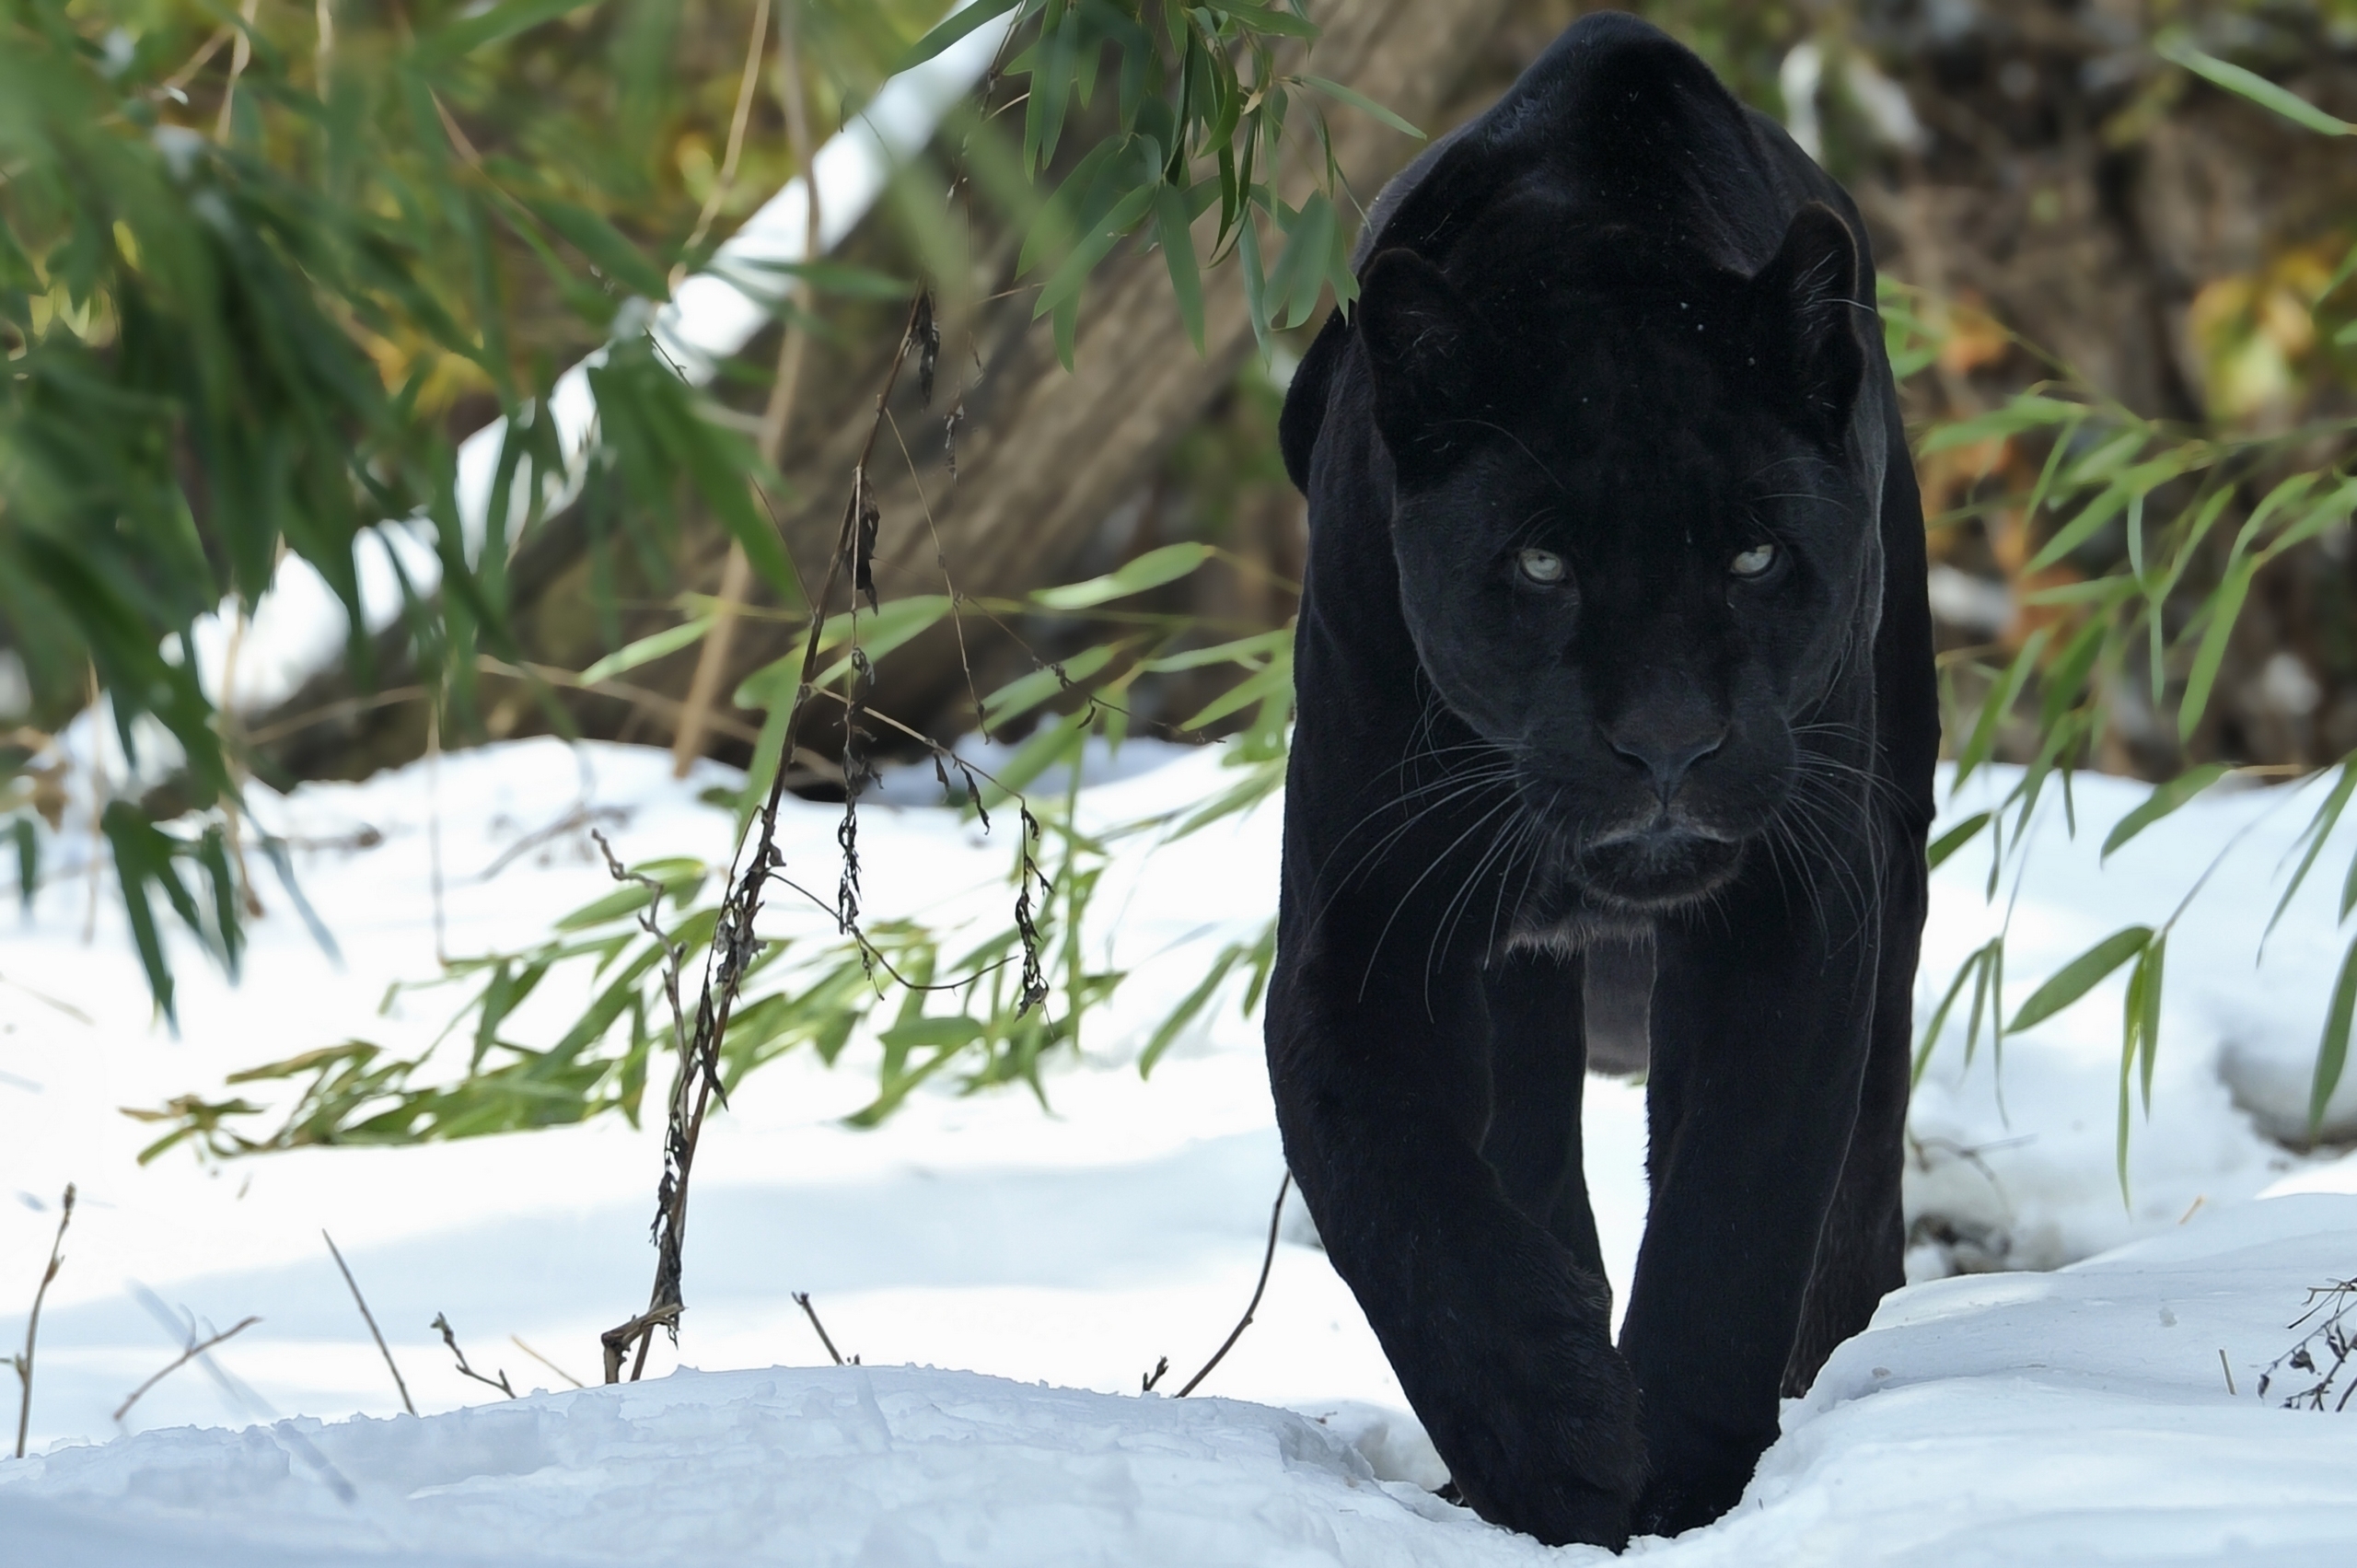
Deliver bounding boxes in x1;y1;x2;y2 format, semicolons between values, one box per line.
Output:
2177;558;2257;743
420;0;601;63
1140;629;1290;673
101;804;177;1028
2101;764;2230;860
579;616;715;686
1926;811;1991;872
981;644;1119;725
2009;925;2153;1034
1916;940;1991;1086
12;819;37;913
1956;626;2050;787
2158;31;2357;137
1293;75;1425;139
890;0;1028;73
2311;933;2357;1139
1154;180;1207;354
522;197;673;300
1033;542;1213;609
1179;659;1291;730
2267;757;2357;946
1139;944;1245;1076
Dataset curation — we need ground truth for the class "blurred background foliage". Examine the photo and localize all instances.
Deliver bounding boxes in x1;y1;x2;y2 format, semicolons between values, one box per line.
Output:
10;0;2357;1158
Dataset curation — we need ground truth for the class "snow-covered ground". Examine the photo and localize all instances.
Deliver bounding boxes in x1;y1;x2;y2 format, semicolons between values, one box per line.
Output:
5;737;2357;1563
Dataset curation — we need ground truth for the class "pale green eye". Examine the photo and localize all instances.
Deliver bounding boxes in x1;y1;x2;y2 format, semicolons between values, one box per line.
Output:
1517;548;1567;585
1730;542;1778;578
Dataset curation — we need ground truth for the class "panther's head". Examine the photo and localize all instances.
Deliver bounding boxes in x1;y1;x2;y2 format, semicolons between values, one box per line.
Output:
1353;203;1879;910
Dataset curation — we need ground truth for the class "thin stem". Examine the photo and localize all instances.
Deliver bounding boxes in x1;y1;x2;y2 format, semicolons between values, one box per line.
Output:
113;1316;261;1425
12;1184;74;1458
324;1229;415;1417
1175;1172;1290;1398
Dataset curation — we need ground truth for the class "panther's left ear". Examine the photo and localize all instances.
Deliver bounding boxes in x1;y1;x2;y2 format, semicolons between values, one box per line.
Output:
1355;247;1494;480
1280;306;1350;495
1750;202;1865;441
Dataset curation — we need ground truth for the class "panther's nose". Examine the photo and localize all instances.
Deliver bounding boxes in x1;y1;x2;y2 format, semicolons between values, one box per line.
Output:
1605;678;1726;807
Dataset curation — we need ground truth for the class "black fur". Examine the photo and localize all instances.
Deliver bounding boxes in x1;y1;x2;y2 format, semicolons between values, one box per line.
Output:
1268;14;1935;1549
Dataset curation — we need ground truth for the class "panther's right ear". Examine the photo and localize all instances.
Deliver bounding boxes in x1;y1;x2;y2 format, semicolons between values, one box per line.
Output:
1279;306;1350;495
1355;248;1490;477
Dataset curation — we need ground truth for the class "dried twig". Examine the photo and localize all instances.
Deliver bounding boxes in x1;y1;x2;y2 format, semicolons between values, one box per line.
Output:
1141;1355;1169;1393
113;1315;261;1424
323;1229;414;1416
2258;1274;2357;1411
431;1313;516;1399
600;295;943;1387
11;1183;73;1458
599;1302;680;1385
1174;1172;1291;1399
672;0;818;777
792;1291;851;1366
510;1334;586;1390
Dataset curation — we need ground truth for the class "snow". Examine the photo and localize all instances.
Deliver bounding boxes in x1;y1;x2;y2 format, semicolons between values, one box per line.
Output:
6;738;2357;1563
2;1366;1553;1568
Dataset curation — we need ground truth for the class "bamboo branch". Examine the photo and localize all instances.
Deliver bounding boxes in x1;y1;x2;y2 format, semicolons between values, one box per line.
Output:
673;0;819;778
11;1183;73;1458
1174;1172;1290;1399
602;294;935;1386
113;1315;261;1425
324;1229;414;1416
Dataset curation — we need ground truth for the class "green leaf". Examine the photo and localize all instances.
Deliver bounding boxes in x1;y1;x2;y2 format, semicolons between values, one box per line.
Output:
1917;395;2087;453
1916;940;1993;1086
809;596;957;689
11;819;35;912
1265;192;1338;331
877;1016;988;1052
981;644;1119;725
1179;659;1291;731
1926;811;1991;872
1154;181;1207;354
578;616;714;686
1140;943;1247;1076
2138;934;2165;1115
1955;626;2049;787
720;258;915;301
1032;180;1157;327
1033;543;1213;609
2157;31;2356;137
1140;630;1290;673
523;198;673;300
1293;75;1424;140
890;0;1027;73
2025;471;2145;574
2101;764;2230;860
2311;932;2357;1139
1207;1;1319;40
981;708;1091;802
420;0;602;64
100;803;179;1027
2008;925;2153;1035
2267;757;2357;946
2177;558;2256;744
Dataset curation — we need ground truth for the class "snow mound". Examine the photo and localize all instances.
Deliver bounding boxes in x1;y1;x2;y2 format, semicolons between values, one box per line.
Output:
0;1365;1561;1568
11;1198;2357;1565
1662;1193;2357;1567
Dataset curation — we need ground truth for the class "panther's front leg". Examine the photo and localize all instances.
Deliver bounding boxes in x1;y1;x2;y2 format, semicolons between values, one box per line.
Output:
1266;891;1643;1550
1622;848;1884;1535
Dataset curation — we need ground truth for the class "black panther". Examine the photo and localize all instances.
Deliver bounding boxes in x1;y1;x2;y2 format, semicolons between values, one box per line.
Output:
1267;11;1936;1550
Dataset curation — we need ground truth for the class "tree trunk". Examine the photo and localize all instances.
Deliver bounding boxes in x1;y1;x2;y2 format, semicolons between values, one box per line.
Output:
252;0;1517;783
